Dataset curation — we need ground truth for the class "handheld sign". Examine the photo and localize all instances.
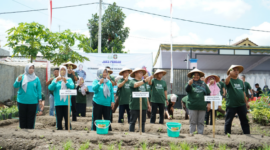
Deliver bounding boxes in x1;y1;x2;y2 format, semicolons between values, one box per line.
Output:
60;90;77;132
132;92;149;135
205;96;222;138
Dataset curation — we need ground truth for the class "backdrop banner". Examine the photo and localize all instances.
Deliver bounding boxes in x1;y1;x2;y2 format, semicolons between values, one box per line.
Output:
74;53;153;92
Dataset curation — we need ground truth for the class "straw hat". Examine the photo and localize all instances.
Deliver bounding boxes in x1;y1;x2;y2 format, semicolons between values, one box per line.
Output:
205;75;220;83
187;68;205;78
227;65;244;75
107;69;113;74
119;68;132;76
130;68;146;78
154;69;167;78
62;61;77;69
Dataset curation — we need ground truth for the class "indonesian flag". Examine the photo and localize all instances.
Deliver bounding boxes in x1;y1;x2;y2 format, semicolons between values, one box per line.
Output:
48;0;52;30
170;0;173;84
46;61;51;82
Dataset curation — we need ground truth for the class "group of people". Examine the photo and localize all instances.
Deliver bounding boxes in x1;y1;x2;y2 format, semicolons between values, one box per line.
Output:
13;61;256;136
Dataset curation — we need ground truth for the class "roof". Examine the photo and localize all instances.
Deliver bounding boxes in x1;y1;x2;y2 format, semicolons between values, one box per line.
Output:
153;44;270;67
232;38;258;46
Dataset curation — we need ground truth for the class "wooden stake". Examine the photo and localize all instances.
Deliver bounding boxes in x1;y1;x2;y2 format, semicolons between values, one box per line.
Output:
212;101;215;138
68;95;70;132
140;97;142;135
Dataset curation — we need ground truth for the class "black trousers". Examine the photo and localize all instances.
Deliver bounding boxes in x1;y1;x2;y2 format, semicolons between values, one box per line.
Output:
225;104;250;134
76;103;86;117
164;103;174;119
118;104;130;123
91;101;112;131
150;103;164;124
55;106;71;130
129;110;146;132
71;96;77;121
18;102;37;129
205;110;217;125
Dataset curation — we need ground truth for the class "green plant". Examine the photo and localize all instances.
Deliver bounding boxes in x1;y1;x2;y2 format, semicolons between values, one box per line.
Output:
63;140;73;150
118;141;122;150
121;119;124;123
40;135;44;139
158;128;162;132
108;144;115;150
238;142;246;150
141;142;148;150
84;127;88;131
207;143;214;150
124;132;128;135
193;145;198;150
98;142;103;150
169;142;178;150
180;142;190;150
79;141;90;150
193;131;197;134
79;113;81;117
49;145;57;150
227;133;231;138
218;143;226;150
263;143;270;150
152;144;157;150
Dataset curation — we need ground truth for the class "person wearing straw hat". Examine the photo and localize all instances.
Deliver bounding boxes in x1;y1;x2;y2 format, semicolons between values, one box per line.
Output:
106;66;116;86
185;68;211;135
164;94;178;120
48;66;75;130
63;61;78;121
129;68;152;132
240;75;253;100
46;68;59;116
225;65;250;134
117;68;132;123
91;67;115;131
13;63;42;129
149;69;168;124
204;75;222;125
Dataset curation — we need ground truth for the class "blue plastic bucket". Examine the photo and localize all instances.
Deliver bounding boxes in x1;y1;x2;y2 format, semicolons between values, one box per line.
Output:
95;120;111;135
166;122;182;137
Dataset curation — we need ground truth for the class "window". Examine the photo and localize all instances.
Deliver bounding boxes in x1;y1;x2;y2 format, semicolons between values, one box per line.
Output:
235;50;249;55
220;49;234;55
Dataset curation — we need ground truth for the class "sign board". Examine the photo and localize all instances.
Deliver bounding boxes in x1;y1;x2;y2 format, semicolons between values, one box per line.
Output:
132;92;149;98
205;96;222;102
60;90;77;96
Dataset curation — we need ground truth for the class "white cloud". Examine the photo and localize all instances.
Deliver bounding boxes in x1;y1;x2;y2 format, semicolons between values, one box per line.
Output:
136;0;251;19
234;22;270;46
0;19;17;51
262;0;270;9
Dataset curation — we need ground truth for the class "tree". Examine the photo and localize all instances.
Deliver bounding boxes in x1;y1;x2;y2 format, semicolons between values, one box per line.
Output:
5;22;91;65
88;2;130;53
5;22;50;62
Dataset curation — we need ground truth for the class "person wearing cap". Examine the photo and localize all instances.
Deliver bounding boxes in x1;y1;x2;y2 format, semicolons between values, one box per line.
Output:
204;75;222;125
63;61;79;121
105;66;116;86
129;68;152;132
240;75;253;100
164;94;178;120
185;68;211;134
225;65;250;134
76;77;89;117
117;68;132;123
46;68;59;116
13;63;42;129
48;66;74;130
149;69;168;124
91;67;115;131
181;96;189;120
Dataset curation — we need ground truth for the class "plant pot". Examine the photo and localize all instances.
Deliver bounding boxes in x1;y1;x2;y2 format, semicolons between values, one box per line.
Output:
2;114;6;120
8;113;12;119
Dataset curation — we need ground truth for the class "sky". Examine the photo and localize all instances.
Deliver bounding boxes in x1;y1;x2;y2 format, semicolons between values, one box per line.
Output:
0;0;270;59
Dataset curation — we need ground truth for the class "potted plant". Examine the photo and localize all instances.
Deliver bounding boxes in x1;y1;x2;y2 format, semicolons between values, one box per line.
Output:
2;109;6;120
7;109;12;119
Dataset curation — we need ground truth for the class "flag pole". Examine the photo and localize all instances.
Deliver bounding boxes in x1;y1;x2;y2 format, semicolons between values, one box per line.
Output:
170;0;173;94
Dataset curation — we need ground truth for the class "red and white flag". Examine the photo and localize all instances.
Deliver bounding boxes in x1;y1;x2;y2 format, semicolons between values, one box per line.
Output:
48;0;52;30
170;0;173;84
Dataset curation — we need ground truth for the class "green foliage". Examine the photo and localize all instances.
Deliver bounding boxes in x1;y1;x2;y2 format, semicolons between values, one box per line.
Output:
193;131;197;134
206;143;215;150
79;141;90;150
250;91;270;125
0;106;19;120
152;144;157;150
263;143;270;150
63;140;73;150
87;2;129;53
193;145;198;150
227;133;231;138
238;142;246;150
49;145;57;150
98;142;103;150
141;142;147;150
179;142;190;150
84;127;88;131
118;141;122;150
217;98;226;117
108;144;115;150
218;143;227;150
169;142;178;150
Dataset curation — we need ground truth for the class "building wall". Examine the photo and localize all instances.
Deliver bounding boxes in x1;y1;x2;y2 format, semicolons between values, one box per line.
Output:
0;62;94;106
0;48;10;56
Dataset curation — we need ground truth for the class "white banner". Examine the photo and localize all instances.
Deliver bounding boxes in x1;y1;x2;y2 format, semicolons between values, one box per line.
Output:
74;53;153;92
132;92;149;98
60;90;77;95
204;96;222;102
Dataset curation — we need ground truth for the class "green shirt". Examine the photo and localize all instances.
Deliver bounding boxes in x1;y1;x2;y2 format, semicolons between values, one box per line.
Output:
243;81;251;97
217;82;225;96
76;86;87;103
68;72;79;85
109;75;115;84
41;93;45;101
182;96;188;103
129;79;148;110
165;94;178;107
150;79;167;103
226;78;245;107
117;79;131;105
185;82;211;110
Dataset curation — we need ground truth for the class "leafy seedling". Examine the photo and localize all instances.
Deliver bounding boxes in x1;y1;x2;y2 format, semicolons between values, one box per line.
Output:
84;127;88;131
108;144;115;150
79;141;90;150
193;145;198;150
207;143;214;150
98;142;103;150
158;128;162;132
63;140;73;150
124;132;128;135
118;141;122;150
40;135;44;139
152;144;157;150
141;142;148;150
49;145;57;150
169;142;178;150
193;131;198;134
79;113;81;117
170;115;172;119
180;141;190;150
227;133;231;138
218;143;227;150
121;119;124;123
238;142;246;150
